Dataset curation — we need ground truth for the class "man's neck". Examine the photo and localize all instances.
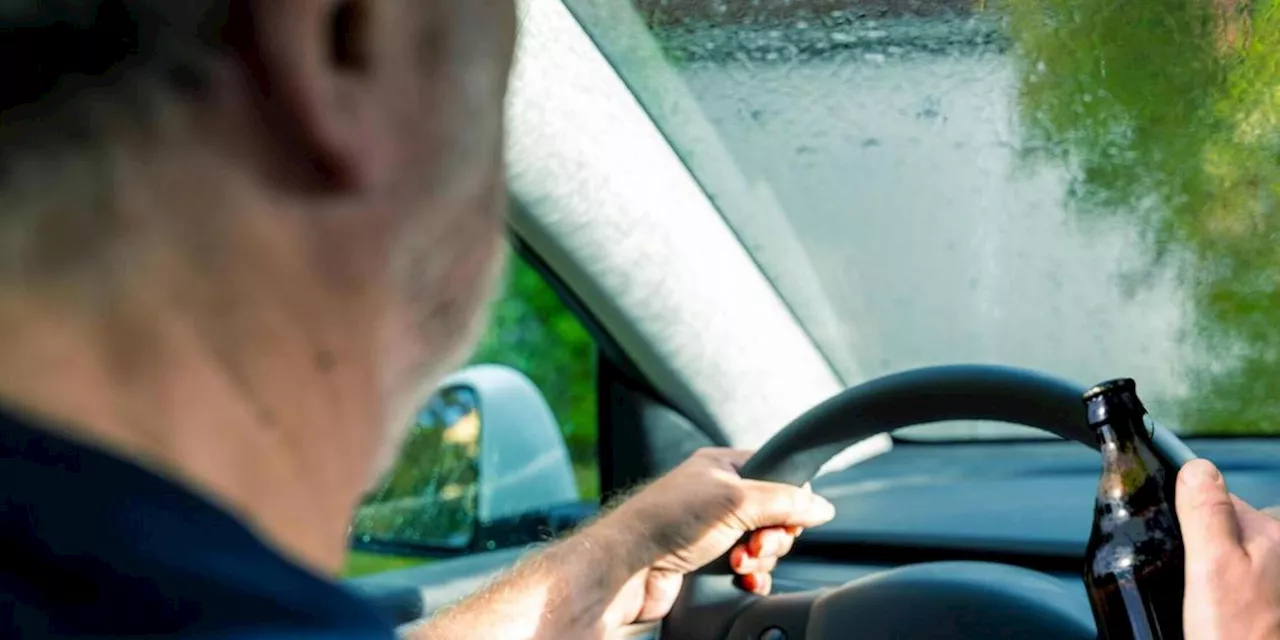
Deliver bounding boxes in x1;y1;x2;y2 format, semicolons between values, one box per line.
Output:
0;290;382;576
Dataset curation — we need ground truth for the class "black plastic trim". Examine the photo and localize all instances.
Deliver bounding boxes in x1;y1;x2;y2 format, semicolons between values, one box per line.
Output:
599;356;725;500
508;232;725;496
787;538;1084;575
509;234;646;387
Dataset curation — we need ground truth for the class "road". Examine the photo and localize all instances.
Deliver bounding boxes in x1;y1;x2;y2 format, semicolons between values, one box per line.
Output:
632;0;977;25
654;19;1191;436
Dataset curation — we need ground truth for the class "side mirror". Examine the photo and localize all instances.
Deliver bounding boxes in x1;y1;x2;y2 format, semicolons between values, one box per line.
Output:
351;365;591;556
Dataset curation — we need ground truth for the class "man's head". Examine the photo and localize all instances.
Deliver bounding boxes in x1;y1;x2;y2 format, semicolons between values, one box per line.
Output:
0;0;517;567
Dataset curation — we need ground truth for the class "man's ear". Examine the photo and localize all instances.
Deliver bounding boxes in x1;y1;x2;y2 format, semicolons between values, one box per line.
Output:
228;0;390;191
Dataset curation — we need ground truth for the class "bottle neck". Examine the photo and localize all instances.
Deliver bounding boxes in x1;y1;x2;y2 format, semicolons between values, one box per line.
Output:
1095;415;1166;506
1096;417;1144;452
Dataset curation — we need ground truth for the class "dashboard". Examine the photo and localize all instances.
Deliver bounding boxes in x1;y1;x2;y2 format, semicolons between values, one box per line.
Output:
781;437;1280;601
351;437;1280;635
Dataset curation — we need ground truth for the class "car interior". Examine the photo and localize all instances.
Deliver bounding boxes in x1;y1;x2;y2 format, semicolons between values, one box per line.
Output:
346;0;1280;638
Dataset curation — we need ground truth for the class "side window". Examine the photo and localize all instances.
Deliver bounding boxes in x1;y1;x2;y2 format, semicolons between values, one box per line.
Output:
345;255;598;577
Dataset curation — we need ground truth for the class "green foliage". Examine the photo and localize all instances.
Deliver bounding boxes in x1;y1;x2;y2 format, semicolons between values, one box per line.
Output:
1008;0;1280;434
344;550;431;578
470;255;600;477
352;396;480;549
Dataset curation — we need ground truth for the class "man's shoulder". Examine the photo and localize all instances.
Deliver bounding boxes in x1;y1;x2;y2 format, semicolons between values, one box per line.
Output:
0;537;398;639
0;412;397;639
2;597;396;640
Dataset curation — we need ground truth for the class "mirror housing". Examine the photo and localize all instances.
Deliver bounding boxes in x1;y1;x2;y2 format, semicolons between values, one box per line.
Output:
440;365;580;527
351;364;588;556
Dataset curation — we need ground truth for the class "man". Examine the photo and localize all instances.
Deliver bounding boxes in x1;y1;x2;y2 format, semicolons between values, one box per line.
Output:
0;1;1272;639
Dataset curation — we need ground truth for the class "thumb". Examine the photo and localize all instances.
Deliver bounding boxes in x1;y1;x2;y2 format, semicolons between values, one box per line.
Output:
1176;459;1243;559
736;480;836;530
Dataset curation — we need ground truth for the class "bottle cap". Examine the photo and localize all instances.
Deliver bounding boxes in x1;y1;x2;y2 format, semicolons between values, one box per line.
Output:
1083;378;1145;427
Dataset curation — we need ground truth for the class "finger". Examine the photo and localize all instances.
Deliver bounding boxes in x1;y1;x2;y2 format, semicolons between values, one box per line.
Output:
730;544;749;572
778;488;808;540
1230;494;1264;518
748;527;796;558
730;544;780;574
694;448;755;470
737;479;836;530
1177;460;1244;560
753;572;773;595
696;448;752;473
1229;495;1280;541
1235;495;1280;521
733;553;779;576
740;572;773;596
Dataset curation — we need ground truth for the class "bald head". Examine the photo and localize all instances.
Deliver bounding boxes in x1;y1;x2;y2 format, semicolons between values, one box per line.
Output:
0;0;515;375
0;1;512;243
0;0;518;566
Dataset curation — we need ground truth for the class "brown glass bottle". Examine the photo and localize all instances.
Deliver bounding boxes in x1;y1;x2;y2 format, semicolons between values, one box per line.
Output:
1082;379;1185;640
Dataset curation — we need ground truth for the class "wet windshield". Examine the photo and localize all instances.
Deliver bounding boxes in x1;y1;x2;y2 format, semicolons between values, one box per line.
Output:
564;0;1280;438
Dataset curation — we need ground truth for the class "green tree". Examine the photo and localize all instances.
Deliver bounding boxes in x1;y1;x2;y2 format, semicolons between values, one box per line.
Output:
469;255;599;495
1007;0;1280;434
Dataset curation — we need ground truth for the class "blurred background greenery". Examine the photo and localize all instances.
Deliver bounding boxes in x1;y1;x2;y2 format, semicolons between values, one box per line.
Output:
468;255;600;496
1006;0;1280;435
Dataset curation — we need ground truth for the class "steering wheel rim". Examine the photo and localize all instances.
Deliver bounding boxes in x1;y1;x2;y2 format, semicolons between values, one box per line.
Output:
663;364;1199;640
741;364;1196;485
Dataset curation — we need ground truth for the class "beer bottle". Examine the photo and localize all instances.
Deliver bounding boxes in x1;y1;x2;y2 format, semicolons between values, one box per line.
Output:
1082;378;1185;640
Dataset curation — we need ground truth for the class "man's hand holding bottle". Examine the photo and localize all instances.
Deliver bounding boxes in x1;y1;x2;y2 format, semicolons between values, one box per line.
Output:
1178;459;1280;640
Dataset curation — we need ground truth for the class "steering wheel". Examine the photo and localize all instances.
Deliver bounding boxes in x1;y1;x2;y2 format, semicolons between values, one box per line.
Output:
662;364;1198;640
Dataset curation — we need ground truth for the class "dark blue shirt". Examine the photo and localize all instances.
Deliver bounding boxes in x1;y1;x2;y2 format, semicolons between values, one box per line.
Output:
0;407;396;638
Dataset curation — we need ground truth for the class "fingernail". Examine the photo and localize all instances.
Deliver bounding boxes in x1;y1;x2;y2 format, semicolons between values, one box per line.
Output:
1181;459;1222;488
753;573;772;595
811;495;836;521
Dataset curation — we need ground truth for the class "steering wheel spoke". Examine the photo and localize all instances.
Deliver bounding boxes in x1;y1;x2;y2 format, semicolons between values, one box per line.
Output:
724;591;816;640
663;575;815;640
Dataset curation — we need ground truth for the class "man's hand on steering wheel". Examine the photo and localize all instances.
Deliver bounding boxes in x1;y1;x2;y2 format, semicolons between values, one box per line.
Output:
590;448;836;625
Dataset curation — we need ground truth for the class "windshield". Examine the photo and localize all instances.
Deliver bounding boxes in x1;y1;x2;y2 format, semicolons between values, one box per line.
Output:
563;0;1279;438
